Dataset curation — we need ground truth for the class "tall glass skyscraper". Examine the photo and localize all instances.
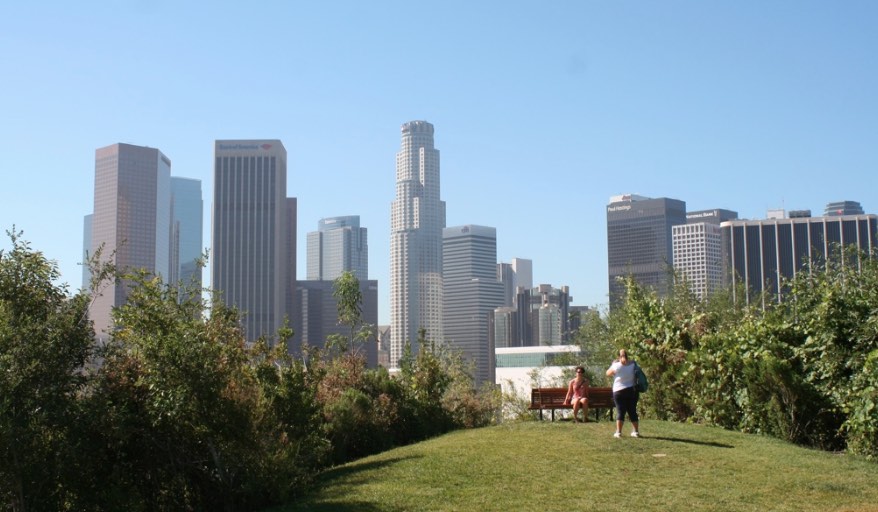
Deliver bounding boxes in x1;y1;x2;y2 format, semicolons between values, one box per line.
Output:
606;194;687;304
443;225;504;386
170;177;203;295
390;121;446;366
90;143;171;340
306;215;368;280
212;140;295;345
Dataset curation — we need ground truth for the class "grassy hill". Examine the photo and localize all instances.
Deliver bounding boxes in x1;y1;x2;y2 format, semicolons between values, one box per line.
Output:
272;419;878;512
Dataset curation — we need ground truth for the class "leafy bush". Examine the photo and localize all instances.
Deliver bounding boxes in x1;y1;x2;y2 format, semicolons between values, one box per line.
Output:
843;348;878;458
0;232;502;510
314;352;399;463
81;271;328;510
604;249;878;456
0;230;94;511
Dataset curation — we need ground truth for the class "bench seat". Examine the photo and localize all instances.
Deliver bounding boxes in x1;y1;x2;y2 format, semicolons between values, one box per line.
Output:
528;386;614;422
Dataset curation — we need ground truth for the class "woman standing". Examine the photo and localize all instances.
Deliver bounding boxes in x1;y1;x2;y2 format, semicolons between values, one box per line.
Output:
606;349;640;438
564;366;589;423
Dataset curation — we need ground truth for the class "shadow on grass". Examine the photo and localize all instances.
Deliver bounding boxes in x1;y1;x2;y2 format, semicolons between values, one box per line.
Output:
317;454;424;482
646;436;734;448
283;499;407;512
283;455;424;511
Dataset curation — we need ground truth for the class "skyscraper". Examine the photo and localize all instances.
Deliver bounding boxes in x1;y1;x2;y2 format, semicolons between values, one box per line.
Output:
606;194;687;303
296;279;379;367
390;121;446;367
299;214;377;366
170;177;203;295
521;284;572;345
490;284;574;349
722;213;878;308
212;140;295;345
672;209;737;300
90;143;171;340
672;222;723;300
443;225;505;386
497;258;533;307
306;215;368;280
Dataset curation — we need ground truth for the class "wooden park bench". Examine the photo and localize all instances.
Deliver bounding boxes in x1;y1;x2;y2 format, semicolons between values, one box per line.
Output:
528;386;614;422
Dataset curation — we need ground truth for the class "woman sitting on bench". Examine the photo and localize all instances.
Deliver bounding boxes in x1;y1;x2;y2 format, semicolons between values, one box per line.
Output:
564;366;589;423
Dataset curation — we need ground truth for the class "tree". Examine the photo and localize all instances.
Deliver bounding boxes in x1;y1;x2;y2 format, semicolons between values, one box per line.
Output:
329;270;373;355
87;268;326;510
0;229;94;511
570;308;614;385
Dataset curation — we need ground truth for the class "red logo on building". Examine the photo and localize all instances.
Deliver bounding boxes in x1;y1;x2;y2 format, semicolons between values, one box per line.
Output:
261;144;272;150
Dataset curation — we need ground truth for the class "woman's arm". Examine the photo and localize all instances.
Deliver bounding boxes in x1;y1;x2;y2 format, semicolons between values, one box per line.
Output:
606;361;617;377
564;380;574;403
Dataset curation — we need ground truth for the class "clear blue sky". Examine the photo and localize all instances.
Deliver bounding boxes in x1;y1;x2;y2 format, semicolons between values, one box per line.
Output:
2;1;876;324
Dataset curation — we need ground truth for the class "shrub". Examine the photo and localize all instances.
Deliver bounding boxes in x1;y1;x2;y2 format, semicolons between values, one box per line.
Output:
843;348;878;458
0;230;94;511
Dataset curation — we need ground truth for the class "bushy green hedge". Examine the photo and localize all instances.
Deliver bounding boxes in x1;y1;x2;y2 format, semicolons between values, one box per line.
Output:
0;232;498;511
599;249;878;458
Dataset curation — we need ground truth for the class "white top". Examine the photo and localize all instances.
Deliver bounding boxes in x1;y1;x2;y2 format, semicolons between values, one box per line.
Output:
609;361;636;392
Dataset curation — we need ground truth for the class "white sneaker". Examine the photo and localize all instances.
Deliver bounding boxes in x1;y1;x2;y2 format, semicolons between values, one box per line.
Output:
613;432;622;438
631;431;640;438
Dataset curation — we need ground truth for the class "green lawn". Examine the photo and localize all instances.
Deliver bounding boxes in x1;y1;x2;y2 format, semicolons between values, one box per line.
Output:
271;420;878;512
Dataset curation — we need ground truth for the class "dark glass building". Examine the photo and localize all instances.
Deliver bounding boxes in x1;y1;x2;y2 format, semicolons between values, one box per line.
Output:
606;195;687;304
170;177;203;298
721;214;878;307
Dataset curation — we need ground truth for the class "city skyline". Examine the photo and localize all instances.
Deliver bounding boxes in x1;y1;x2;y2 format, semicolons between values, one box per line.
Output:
2;2;876;325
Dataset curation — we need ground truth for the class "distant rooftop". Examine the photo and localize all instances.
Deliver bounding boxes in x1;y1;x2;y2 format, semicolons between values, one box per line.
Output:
608;193;651;203
824;200;864;217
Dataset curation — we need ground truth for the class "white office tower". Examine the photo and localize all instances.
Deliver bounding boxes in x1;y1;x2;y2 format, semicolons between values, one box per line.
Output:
306;215;368;280
673;223;723;300
390;121;446;367
443;225;505;386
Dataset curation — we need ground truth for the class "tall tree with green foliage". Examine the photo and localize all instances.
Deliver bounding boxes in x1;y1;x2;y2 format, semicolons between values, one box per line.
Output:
328;270;374;355
0;230;94;511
